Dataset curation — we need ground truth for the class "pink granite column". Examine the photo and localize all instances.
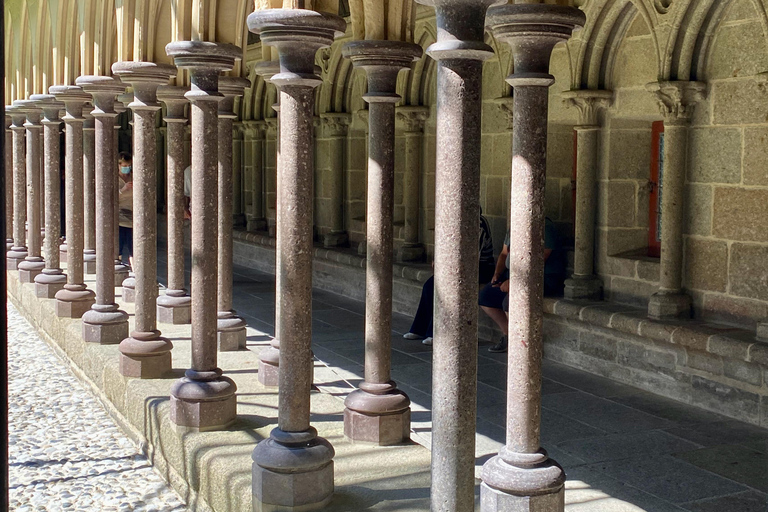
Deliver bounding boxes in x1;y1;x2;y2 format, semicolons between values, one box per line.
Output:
33;94;68;298
16;99;46;284
113;62;177;378
341;41;422;446
166;40;241;430
412;0;502;509
248;9;345;510
115;93;133;297
83;110;97;274
51;86;96;318
320;112;350;248
245;120;267;232
77;76;130;344
5;113;13;251
6;106;28;269
481;5;583;511
157;85;192;324
396;105;429;263
217;76;250;351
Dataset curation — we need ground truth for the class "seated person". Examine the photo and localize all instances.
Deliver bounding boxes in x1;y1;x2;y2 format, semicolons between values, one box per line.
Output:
404;210;495;345
480;217;566;353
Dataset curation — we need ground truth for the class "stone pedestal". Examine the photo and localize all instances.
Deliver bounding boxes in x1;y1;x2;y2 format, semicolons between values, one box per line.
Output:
248;9;345;511
395;105;429;263
217;76;250;352
157;85;192;325
15;100;46;284
481;5;584;512
52;85;96;318
5;114;13;251
113;61;177;379
83;112;97;275
166;40;241;431
340;40;421;446
7;106;28;269
562;90;612;300
646;81;705;320
319;112;350;248
33;94;68;298
77;76;129;344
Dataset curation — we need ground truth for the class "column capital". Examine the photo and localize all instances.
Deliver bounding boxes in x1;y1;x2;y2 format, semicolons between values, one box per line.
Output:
243;119;266;139
319;112;351;137
562;89;613;127
158;85;189;121
6;103;27;128
112;61;177;110
396;105;429;133
50;85;91;120
253;60;280;84
342;40;422;103
75;76;126;115
646;80;706;124
166;41;241;103
491;96;515;131
30;94;65;124
218;75;250;118
13;99;44;127
417;0;503;62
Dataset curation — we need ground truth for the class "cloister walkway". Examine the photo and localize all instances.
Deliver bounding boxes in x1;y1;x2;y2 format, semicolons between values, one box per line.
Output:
154;234;768;512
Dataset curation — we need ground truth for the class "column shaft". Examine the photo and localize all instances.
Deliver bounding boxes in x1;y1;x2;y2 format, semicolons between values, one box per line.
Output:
396;106;428;262
5;115;12;250
17;102;45;283
658;123;687;292
7;112;28;268
572;126;599;278
83;116;97;273
320;113;350;248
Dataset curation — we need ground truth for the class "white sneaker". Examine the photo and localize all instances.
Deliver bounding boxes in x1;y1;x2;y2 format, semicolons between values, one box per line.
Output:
403;332;421;340
422;337;433;346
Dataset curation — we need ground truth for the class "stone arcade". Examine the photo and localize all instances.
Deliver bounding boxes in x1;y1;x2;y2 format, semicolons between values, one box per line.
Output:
5;0;768;511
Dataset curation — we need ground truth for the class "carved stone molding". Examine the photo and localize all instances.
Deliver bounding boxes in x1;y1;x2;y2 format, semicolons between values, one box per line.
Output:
562;89;613;127
263;116;277;135
320;112;351;137
646;81;706;123
243;119;266;139
395;105;429;133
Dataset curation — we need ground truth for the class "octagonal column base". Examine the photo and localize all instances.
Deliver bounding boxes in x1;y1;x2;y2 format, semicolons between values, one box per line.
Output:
258;349;280;387
18;259;45;283
59;244;67;263
323;231;348;248
170;374;238;431
84;251;97;274
157;293;192;324
218;312;247;351
481;482;564;512
115;263;130;286
648;291;691;320
343;407;410;446
119;332;174;379
563;275;603;300
34;271;67;298
397;243;425;263
55;287;96;318
82;307;129;344
481;451;565;512
7;252;27;270
122;276;136;303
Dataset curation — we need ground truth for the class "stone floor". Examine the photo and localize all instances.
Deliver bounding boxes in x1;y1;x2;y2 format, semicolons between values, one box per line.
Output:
7;302;189;512
159;241;768;512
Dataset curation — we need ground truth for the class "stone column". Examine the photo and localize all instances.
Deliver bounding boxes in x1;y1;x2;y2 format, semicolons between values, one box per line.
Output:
320;112;350;248
341;41;422;446
77;76;130;344
51;86;96;318
248;9;345;511
232;120;246;227
165;40;241;431
244;120;267;232
115;93;133;298
646;81;705;320
254;60;282;387
5;113;13;251
481;6;584;511
15;99;46;284
6;106;28;269
396;105;428;262
409;0;501;509
33;94;68;297
113;62;177;378
255;61;280;238
83;111;97;274
157;85;192;324
562;89;612;300
217;76;250;351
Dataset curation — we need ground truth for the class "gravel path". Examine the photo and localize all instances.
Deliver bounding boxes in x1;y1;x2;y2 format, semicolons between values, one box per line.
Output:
7;302;189;512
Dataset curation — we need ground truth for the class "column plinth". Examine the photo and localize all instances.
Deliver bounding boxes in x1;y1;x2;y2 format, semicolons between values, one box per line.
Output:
340;40;422;446
166;40;241;431
51;86;96;318
77;76;129;343
83;112;97;274
646;81;705;320
157;85;192;325
33;94;68;298
248;9;345;511
5;114;13;251
319;112;351;248
7;106;28;269
562;89;612;300
395;105;429;263
217;76;250;352
481;5;584;511
113;61;177;378
15;100;46;284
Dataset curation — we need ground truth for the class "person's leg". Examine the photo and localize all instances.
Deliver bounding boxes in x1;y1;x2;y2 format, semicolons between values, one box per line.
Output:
127;227;134;268
407;275;434;338
118;226;128;264
479;282;508;334
481;306;508;335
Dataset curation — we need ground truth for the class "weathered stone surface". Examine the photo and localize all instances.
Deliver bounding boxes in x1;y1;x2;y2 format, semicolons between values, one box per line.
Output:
617;340;678;376
707;21;768;80
729;243;768;301
608;277;657;307
712;80;768;125
686;350;724;375
742;126;768;186
579;332;618;361
687;127;742;184
713;188;768;242
690;375;759;424
606;129;651;180
542;319;579;351
684;184;712;236
684;238;728;292
701;293;768;328
601;181;636;227
671;327;712;351
636;258;660;282
723;359;763;386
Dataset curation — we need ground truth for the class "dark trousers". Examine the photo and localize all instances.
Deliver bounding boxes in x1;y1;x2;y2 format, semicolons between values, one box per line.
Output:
118;226;133;264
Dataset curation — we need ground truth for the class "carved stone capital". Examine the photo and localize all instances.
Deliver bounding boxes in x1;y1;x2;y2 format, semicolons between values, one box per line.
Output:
562;89;613;127
319;112;351;137
243;119;266;139
491;96;514;131
646;81;706;124
396;105;429;132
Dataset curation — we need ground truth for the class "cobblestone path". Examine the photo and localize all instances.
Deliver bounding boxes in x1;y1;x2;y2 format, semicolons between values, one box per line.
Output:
7;303;188;512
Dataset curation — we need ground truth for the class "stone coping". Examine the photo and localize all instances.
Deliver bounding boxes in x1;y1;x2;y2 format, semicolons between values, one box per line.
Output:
543;297;768;366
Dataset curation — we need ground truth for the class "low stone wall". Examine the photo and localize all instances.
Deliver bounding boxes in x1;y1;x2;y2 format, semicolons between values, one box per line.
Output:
542;298;768;427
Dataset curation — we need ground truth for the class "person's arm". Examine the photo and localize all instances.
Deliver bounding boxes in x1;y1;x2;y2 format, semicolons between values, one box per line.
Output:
492;245;509;286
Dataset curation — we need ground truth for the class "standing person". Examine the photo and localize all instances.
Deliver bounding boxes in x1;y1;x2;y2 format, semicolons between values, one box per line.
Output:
479;217;566;353
403;210;495;345
117;152;134;267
